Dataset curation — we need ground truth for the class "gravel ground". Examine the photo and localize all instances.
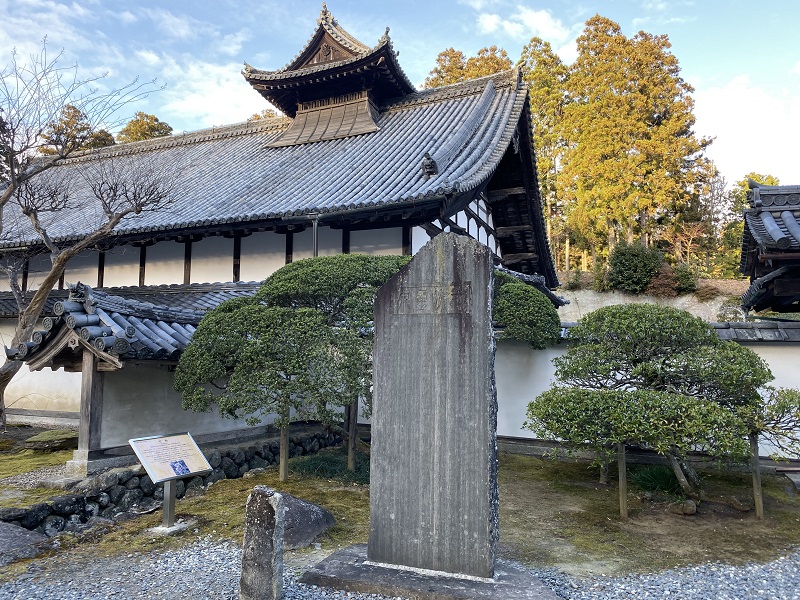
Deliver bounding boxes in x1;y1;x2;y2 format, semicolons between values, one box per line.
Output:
1;536;799;599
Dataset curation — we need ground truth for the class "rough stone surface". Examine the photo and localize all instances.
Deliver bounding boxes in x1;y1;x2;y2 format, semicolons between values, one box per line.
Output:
300;545;559;599
282;492;336;550
22;430;79;451
0;522;49;567
240;486;284;600
370;233;498;578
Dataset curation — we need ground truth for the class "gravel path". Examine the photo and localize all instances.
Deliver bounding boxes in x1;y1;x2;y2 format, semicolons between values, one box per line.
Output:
1;536;799;599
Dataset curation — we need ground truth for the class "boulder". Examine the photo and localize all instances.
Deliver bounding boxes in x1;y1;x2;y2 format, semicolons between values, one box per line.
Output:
22;429;78;451
282;492;335;550
18;503;52;529
0;522;49;566
43;515;66;537
72;471;119;496
51;494;85;516
668;499;697;516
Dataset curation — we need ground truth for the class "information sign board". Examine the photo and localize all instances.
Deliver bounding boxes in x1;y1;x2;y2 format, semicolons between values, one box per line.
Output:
129;432;212;484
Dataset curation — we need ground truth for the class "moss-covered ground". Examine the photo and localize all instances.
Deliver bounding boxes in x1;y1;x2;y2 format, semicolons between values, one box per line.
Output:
1;445;799;579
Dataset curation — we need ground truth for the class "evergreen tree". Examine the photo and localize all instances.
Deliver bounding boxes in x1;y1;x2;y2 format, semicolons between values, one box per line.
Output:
558;16;711;254
423;46;511;88
117;112;173;143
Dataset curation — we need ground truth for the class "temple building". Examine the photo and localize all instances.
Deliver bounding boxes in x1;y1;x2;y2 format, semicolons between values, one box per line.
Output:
1;5;559;473
740;180;800;314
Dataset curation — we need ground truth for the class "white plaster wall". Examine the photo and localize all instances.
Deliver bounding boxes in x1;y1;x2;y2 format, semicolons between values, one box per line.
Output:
100;363;276;448
495;339;562;438
65;250;99;288
293;227;342;261
24;254;53;291
1;320;80;413
351;227;402;255
191;236;232;284
145;241;184;286
103;246;140;287
746;343;800;391
239;231;286;282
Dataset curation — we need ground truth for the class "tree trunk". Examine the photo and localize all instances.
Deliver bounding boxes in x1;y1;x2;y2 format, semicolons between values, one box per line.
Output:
0;360;23;431
564;236;570;271
279;411;289;482
347;401;358;472
618;443;628;519
0;318;39;431
667;452;694;495
599;457;609;485
750;432;764;520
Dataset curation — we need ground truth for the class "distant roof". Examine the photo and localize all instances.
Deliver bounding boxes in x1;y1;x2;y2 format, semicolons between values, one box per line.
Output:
562;320;800;343
8;281;259;370
740;182;800;312
0;281;260;319
2;68;556;283
241;5;414;117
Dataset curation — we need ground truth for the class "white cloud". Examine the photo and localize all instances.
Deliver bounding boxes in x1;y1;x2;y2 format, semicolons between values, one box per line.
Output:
477;13;501;34
516;7;571;42
694;74;800;185
135;50;161;66
471;6;572;46
118;10;137;24
143;8;208;41
217;28;252;58
154;57;267;129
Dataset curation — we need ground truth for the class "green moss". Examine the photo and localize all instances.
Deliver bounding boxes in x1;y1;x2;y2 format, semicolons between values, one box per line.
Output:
23;430;78;443
0;450;73;479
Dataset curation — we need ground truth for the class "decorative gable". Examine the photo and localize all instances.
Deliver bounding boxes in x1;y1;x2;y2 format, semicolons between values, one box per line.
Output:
299;32;359;69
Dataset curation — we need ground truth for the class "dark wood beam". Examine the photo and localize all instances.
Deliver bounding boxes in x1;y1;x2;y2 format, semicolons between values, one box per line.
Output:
138;246;146;287
183;241;192;285
495;225;533;237
97;252;105;289
78;351;104;453
486;187;526;200
773;278;800;296
233;236;241;283
501;252;539;264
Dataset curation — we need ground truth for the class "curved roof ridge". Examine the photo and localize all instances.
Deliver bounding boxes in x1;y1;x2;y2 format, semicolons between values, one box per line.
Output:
249;4;371;77
382;69;516;112
59;117;291;164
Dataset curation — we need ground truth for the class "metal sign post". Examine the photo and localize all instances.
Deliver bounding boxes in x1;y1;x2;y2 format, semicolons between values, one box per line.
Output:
129;432;212;529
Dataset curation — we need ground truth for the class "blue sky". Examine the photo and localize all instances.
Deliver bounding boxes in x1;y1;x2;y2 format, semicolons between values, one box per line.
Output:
2;0;799;189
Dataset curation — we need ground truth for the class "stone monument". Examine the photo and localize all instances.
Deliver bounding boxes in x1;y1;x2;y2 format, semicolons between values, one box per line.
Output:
240;486;285;600
301;233;558;599
368;232;498;578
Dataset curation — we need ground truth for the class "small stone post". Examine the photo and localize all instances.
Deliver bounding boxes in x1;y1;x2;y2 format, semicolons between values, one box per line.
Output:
240;486;285;600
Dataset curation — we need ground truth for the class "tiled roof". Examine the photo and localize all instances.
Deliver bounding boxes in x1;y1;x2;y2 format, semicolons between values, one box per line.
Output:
3;70;524;245
9;282;258;366
561;320;800;343
740;183;800;312
741;184;800;272
0;281;259;319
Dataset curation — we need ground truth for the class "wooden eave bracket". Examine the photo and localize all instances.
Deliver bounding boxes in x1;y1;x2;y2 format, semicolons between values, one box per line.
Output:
27;329;123;372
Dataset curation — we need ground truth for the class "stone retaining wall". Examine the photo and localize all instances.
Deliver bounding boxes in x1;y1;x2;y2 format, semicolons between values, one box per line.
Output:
0;430;340;537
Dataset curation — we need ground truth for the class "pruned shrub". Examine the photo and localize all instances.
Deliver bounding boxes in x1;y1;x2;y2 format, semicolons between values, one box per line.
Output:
672;263;698;294
607;242;663;294
493;276;561;349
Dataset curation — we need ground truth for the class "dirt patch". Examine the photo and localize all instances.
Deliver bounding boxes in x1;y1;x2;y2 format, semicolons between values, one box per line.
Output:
498;453;800;577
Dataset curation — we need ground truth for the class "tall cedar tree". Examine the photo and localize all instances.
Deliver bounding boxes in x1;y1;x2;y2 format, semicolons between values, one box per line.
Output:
558;16;712;252
423;46;511;88
518;38;568;257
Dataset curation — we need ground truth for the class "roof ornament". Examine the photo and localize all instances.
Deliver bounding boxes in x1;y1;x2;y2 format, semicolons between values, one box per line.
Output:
318;2;332;24
243;61;253;75
379;27;391;45
421;152;438;179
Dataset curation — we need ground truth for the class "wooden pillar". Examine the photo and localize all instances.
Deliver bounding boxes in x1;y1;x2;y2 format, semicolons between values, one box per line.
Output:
183;241;192;285
77;351;104;454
